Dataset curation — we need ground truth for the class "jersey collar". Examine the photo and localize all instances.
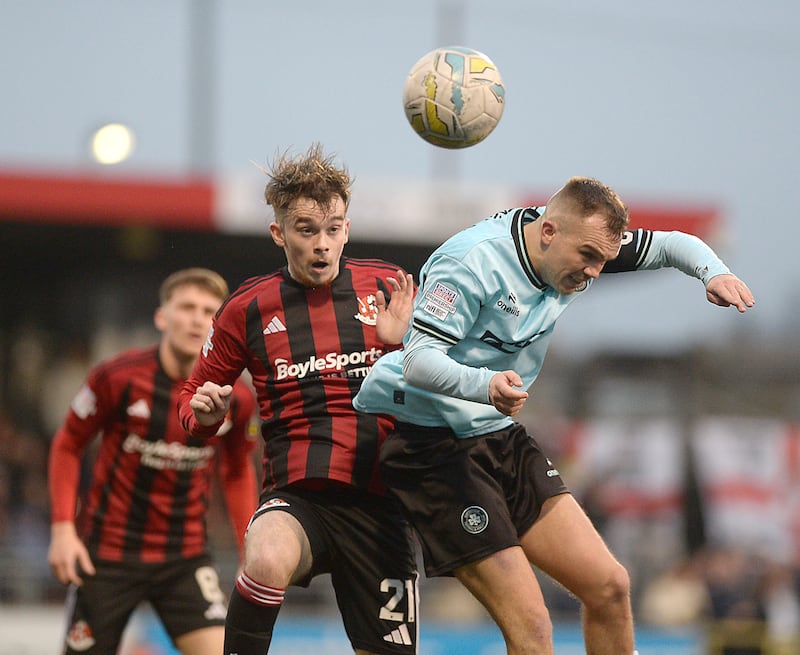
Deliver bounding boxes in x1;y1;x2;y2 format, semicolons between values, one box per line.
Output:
511;207;547;289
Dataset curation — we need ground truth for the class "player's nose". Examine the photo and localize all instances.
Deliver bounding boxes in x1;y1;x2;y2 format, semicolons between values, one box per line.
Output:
584;262;603;279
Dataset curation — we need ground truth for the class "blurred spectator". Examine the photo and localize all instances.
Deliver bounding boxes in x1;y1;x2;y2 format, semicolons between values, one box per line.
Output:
641;545;800;655
640;556;710;628
39;337;91;436
0;405;55;602
761;561;800;655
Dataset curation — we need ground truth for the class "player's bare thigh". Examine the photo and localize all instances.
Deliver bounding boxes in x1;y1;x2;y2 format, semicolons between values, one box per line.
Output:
454;546;553;652
244;509;314;587
519;493;625;597
174;626;223;655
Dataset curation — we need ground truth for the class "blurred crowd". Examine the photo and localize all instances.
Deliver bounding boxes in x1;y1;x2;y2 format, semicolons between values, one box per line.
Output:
639;547;800;655
1;325;799;655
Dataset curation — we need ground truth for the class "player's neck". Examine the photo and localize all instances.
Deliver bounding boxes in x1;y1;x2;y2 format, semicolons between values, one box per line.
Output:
523;221;544;269
158;341;196;381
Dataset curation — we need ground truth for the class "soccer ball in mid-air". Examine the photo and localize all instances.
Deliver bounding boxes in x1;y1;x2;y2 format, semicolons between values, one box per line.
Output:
402;45;505;149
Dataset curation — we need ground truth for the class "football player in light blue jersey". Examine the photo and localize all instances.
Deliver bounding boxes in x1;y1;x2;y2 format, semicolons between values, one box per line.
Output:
354;177;754;655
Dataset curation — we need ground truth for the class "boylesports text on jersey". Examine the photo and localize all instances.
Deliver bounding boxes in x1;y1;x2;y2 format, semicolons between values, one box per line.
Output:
123;433;215;471
274;347;384;381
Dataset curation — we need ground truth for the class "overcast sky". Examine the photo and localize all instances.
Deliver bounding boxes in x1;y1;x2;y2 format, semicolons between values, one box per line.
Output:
2;0;798;352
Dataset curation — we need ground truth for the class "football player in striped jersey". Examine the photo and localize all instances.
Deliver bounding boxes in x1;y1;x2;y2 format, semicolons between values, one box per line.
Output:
180;144;418;655
48;268;258;655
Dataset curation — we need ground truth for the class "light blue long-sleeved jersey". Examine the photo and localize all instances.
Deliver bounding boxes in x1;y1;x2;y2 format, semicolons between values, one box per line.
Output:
353;207;730;437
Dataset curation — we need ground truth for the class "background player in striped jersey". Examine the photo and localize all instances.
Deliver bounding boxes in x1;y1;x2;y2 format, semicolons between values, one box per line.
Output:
178;144;418;655
354;177;755;655
48;268;258;655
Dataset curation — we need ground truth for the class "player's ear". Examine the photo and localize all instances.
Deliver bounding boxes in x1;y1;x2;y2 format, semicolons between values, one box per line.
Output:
343;218;350;244
540;219;557;245
153;306;167;332
269;221;285;247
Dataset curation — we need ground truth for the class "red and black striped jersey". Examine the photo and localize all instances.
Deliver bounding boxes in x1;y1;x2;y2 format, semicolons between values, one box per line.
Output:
179;258;404;496
49;345;257;563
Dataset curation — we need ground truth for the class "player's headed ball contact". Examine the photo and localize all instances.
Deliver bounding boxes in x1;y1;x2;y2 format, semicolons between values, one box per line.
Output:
402;45;505;149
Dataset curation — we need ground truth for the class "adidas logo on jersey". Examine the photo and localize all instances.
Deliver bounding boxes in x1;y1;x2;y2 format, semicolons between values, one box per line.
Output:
263;316;286;334
382;623;413;646
126;399;150;418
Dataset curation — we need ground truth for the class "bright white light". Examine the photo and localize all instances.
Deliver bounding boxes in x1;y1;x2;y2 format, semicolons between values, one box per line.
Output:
91;123;135;164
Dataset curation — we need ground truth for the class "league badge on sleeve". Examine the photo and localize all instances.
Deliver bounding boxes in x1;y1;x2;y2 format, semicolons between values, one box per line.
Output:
423;282;459;321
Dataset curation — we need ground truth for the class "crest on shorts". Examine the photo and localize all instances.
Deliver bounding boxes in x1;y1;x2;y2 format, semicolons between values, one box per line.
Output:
66;620;96;651
461;505;489;534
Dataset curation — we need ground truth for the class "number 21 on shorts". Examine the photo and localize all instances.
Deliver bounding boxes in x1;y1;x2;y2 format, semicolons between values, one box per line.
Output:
379;577;418;624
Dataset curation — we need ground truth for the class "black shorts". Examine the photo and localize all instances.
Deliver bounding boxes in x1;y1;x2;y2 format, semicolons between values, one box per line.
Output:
253;485;418;654
62;554;226;654
380;422;569;577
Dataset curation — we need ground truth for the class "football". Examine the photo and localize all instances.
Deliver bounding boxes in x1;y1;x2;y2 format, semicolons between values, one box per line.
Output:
402;45;505;149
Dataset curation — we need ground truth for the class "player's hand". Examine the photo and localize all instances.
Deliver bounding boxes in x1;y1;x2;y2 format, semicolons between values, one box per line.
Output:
376;270;415;345
190;381;233;426
706;274;755;313
488;371;528;417
48;521;95;586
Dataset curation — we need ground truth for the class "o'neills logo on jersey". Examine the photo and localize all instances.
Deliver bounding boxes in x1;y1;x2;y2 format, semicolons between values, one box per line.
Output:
123;434;215;471
274;348;383;381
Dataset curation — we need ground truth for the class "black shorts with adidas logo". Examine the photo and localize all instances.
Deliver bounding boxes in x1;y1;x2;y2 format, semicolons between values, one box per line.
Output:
254;484;419;654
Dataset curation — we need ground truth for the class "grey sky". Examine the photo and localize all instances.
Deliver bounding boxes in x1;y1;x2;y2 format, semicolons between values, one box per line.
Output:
2;0;798;352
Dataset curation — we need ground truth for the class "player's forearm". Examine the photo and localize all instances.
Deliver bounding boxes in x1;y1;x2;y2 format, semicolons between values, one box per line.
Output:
403;340;495;403
645;231;731;284
48;429;85;523
219;460;258;554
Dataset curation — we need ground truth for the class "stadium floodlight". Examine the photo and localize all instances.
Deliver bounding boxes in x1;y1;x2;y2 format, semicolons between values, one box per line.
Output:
91;123;135;165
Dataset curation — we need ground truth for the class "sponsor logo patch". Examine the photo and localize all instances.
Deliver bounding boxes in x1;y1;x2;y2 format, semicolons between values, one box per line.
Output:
123;434;215;471
273;348;382;381
71;385;97;420
422;282;459;321
202;326;215;357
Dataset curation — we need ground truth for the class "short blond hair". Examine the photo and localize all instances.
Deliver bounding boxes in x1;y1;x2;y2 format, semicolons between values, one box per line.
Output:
549;177;629;237
158;268;229;304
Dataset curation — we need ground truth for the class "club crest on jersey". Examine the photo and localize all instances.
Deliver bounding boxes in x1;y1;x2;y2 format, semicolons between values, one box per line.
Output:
66;620;96;651
354;294;378;326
